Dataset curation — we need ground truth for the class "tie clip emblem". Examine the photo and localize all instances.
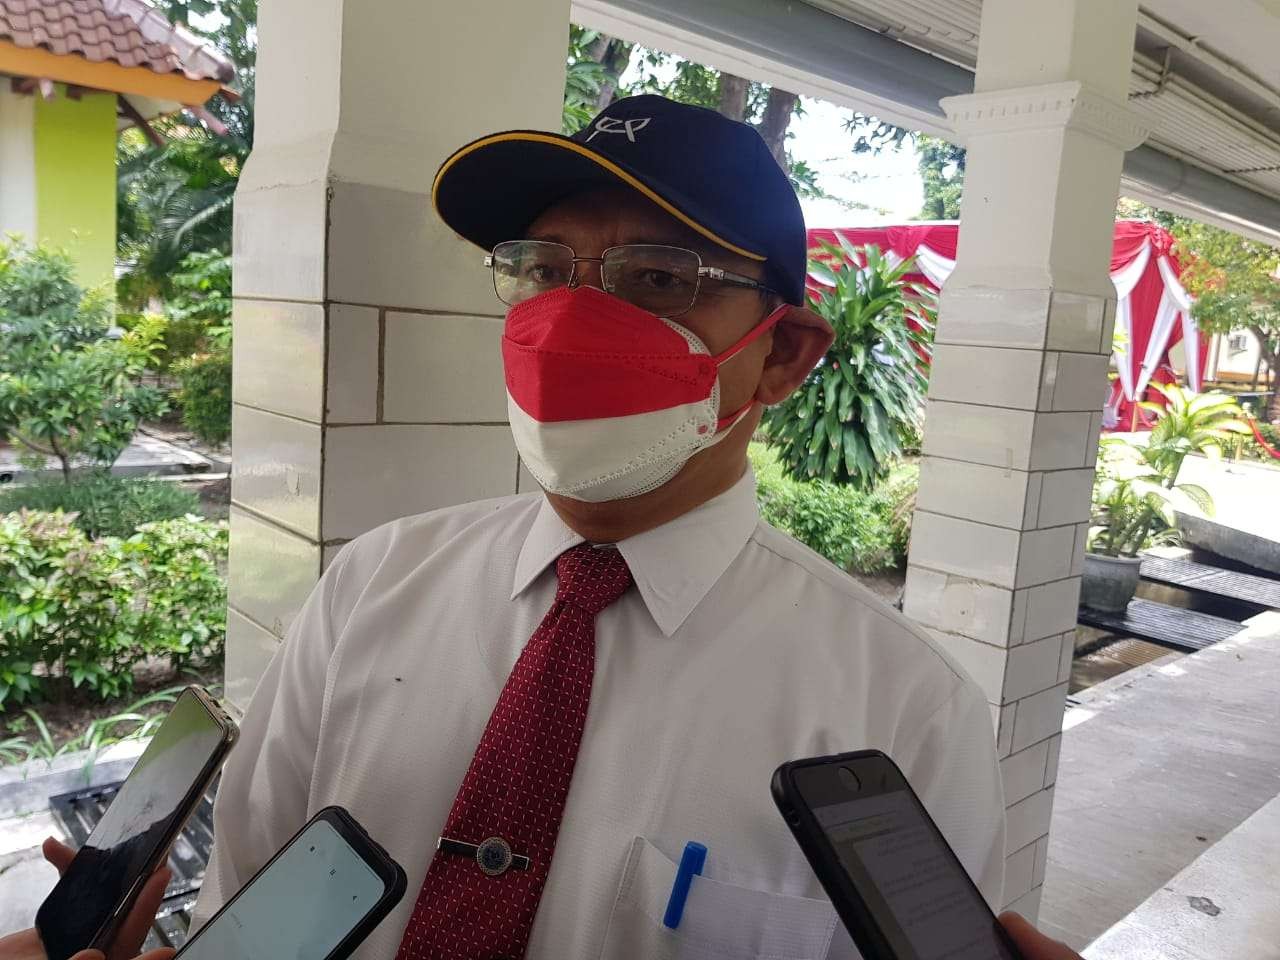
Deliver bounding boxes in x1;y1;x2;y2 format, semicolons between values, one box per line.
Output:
438;835;530;876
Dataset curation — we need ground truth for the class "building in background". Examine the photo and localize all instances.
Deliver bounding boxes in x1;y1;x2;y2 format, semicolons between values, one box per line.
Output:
0;0;232;286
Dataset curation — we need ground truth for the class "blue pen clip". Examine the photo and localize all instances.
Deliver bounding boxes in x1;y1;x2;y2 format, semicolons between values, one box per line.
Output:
663;841;708;929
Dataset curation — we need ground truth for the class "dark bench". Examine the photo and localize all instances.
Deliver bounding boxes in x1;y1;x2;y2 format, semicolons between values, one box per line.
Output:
48;779;219;951
1140;555;1280;610
1077;597;1243;653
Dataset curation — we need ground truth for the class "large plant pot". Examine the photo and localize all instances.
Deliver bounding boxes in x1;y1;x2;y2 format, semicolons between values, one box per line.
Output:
1080;552;1142;612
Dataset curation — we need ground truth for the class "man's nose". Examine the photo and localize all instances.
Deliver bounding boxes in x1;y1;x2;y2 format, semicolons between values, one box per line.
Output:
569;258;605;290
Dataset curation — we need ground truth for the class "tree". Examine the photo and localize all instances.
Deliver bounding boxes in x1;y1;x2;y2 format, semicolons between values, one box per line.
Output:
116;0;255;307
564;27;826;200
0;242;167;481
844;116;966;220
1172;220;1280;420
762;242;935;488
915;135;965;220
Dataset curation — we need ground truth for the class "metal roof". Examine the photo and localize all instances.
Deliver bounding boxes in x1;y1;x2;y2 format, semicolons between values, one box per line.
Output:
575;0;1280;244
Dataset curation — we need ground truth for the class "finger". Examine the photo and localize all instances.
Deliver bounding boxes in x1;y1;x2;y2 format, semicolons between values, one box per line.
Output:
108;866;172;960
70;952;106;960
998;911;1080;960
42;836;77;876
137;950;177;960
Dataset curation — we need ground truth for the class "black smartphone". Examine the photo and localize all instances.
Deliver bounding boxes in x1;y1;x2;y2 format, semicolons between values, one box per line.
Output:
772;750;1023;960
37;686;237;960
175;806;406;960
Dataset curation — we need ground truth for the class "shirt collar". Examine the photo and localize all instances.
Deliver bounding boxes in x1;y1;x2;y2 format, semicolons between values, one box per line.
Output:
511;468;760;637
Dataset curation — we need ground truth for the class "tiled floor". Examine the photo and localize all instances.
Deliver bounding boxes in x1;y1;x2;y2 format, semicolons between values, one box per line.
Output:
1084;795;1280;960
1040;611;1280;951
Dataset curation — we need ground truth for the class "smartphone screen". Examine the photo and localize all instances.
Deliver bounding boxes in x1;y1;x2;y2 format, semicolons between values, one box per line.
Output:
795;761;1017;960
38;689;228;960
178;816;389;959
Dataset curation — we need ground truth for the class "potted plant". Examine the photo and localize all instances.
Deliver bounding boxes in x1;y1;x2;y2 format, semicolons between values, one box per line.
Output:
1081;438;1212;611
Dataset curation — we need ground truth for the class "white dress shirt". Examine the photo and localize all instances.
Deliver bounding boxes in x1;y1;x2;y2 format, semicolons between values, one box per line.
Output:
195;469;1005;959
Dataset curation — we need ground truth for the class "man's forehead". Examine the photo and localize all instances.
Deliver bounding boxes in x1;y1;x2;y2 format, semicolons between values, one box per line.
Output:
525;188;755;268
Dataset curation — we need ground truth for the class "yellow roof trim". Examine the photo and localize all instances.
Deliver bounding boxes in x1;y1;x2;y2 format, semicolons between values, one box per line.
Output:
0;40;219;104
433;131;767;262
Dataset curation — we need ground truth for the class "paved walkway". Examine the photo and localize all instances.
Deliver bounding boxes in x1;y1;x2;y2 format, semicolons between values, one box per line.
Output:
1040;611;1280;951
1085;795;1280;960
0;431;222;481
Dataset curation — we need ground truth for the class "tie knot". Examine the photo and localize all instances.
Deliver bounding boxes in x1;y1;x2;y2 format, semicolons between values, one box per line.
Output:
555;543;633;615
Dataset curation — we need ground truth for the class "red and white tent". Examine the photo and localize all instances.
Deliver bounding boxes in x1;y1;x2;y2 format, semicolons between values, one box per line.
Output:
806;221;1207;430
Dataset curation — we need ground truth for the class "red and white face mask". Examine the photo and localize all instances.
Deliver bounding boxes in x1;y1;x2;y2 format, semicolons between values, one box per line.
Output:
503;285;784;502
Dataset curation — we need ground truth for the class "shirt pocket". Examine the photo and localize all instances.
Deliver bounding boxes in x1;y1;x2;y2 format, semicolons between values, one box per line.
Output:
598;837;839;960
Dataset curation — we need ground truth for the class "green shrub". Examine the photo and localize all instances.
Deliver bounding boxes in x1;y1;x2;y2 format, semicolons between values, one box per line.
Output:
0;475;200;539
0;240;167;480
0;510;227;709
128;516;228;667
751;443;918;574
762;242;933;488
173;348;232;445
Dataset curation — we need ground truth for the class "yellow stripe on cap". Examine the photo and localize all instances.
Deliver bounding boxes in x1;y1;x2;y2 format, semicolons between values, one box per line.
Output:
432;131;767;262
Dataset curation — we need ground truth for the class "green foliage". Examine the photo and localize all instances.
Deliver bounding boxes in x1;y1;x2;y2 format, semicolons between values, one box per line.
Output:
1087;387;1244;556
0;475;200;539
1232;420;1280;462
762;241;934;488
116;0;254;305
1138;382;1250;479
1;686;180;774
0;511;227;709
0;241;167;480
1087;439;1212;557
751;443;917;574
916;135;965;220
173;348;232;445
1174;219;1280;418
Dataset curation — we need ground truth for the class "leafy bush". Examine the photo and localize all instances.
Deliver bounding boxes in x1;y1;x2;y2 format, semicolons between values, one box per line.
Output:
762;241;933;488
0;241;167;480
0;511;227;709
173;348;232;445
0;475;200;539
751;443;917;574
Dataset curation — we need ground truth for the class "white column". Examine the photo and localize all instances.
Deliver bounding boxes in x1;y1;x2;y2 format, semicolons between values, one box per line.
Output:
0;86;37;239
225;0;570;711
902;0;1147;920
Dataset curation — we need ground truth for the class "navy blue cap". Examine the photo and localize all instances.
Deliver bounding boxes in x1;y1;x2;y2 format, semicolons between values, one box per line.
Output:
432;95;808;305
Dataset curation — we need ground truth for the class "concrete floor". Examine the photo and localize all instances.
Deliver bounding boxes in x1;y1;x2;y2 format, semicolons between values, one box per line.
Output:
0;432;214;481
1084;795;1280;960
1041;611;1280;952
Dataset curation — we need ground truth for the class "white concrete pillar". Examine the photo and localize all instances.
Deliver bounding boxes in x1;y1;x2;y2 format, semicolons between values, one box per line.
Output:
225;0;570;712
902;0;1147;919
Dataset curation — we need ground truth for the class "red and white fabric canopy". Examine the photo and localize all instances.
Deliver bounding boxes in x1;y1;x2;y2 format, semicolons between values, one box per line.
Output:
806;221;1206;430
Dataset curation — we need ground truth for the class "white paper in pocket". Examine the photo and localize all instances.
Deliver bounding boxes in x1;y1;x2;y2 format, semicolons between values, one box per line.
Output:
598;837;839;960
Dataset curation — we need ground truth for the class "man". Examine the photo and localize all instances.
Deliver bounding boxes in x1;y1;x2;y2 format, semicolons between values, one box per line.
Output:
195;95;1006;959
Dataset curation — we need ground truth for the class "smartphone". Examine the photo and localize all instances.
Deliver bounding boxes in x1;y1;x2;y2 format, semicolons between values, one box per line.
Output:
37;686;237;960
772;750;1023;960
175;806;406;960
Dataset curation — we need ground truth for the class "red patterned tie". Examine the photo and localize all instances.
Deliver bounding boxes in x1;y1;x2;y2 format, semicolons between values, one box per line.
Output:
395;543;633;960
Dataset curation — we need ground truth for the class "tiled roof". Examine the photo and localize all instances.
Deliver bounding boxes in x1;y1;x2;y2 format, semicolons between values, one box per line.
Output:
0;0;234;82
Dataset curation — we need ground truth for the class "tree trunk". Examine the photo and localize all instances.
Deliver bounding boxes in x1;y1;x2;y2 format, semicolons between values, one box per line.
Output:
717;74;749;121
593;38;633;109
48;436;71;484
758;87;798;168
1248;326;1280;421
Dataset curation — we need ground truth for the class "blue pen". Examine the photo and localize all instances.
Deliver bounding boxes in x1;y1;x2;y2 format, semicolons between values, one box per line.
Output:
663;841;708;929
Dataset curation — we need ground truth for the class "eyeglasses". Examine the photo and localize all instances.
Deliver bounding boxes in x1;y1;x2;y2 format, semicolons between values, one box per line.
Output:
484;240;773;317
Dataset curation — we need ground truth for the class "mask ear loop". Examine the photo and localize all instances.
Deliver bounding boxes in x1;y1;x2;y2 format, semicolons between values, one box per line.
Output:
710;303;789;432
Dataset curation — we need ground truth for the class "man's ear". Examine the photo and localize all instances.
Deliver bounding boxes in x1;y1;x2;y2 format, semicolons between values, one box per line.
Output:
755;306;834;406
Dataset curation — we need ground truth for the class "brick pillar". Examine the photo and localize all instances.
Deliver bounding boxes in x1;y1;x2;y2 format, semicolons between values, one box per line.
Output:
902;0;1147;919
224;0;569;711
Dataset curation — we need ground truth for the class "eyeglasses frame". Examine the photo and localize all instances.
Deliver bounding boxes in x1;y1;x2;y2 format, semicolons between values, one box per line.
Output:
484;240;775;316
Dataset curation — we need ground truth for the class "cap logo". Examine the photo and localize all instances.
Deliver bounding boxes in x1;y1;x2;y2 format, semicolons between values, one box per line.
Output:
586;116;651;143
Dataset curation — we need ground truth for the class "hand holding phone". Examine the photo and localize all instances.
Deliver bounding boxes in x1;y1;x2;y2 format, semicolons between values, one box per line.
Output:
773;749;1024;960
36;687;237;960
176;807;406;960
